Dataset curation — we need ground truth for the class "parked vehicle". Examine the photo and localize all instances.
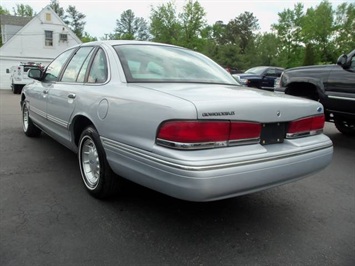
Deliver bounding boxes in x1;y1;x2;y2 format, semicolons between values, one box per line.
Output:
232;66;284;91
275;50;355;136
6;62;44;94
21;41;333;201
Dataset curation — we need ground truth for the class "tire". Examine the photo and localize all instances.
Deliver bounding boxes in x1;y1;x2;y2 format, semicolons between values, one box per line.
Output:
22;101;41;137
335;120;355;136
11;82;16;94
13;84;22;94
78;126;119;199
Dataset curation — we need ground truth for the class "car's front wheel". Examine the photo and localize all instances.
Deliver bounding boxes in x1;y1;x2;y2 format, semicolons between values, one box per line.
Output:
22;101;41;137
335;119;355;136
78;126;120;198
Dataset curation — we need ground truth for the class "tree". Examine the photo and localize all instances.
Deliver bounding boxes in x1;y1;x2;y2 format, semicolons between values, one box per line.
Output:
210;21;228;45
0;5;10;15
226;12;259;54
302;0;334;63
333;2;355;55
0;5;10;46
81;32;97;43
178;0;207;49
272;3;305;67
303;43;316;65
64;5;86;39
49;0;64;19
150;1;181;44
12;4;35;17
111;9;149;40
254;33;280;66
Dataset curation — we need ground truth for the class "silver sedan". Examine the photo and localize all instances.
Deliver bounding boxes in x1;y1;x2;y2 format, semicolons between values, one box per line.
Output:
21;41;333;201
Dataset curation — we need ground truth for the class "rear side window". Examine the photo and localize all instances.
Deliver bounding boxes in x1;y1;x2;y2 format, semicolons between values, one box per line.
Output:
350;56;355;71
88;49;108;83
61;47;94;82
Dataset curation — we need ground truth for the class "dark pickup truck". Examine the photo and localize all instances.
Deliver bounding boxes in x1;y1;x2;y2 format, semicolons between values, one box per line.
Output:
275;50;355;136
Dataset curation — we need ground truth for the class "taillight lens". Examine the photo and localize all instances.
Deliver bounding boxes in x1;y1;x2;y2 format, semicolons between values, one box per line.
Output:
157;121;230;143
287;115;325;138
157;120;261;150
230;122;261;141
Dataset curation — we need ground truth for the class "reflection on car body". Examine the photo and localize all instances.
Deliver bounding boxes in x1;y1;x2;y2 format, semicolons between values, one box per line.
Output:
20;41;333;202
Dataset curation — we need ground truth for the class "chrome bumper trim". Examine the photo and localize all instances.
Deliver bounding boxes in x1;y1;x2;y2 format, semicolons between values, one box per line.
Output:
101;137;333;172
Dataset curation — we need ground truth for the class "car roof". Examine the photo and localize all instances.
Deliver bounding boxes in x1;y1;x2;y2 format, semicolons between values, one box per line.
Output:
80;40;179;49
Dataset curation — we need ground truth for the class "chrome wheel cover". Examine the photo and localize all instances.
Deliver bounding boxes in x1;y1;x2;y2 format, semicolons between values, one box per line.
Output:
80;136;100;189
23;105;29;132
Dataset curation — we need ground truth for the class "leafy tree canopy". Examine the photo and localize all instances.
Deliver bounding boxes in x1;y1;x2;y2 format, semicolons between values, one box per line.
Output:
12;4;35;17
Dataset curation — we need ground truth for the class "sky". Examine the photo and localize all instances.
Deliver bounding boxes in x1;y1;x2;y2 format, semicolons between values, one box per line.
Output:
0;0;352;39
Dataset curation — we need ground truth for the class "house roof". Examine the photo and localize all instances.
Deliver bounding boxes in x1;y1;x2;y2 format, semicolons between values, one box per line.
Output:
0;14;32;26
0;5;82;59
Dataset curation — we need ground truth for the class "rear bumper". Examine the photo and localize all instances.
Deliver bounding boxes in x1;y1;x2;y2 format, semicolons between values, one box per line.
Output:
102;137;333;202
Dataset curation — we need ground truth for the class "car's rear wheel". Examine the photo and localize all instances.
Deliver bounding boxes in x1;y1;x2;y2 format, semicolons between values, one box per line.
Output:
78;126;119;198
22;101;41;137
335;120;355;136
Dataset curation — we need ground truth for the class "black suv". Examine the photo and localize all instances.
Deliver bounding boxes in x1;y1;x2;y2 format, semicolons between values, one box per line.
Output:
275;50;355;136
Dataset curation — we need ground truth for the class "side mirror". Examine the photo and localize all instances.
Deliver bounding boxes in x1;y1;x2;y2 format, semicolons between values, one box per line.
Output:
6;69;10;74
337;54;347;66
28;69;42;80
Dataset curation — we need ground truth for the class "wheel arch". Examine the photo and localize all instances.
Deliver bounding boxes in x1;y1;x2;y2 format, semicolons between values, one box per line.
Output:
71;115;96;148
20;93;26;108
285;80;322;101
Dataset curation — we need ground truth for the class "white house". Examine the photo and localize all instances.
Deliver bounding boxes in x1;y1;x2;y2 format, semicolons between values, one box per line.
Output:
0;5;82;89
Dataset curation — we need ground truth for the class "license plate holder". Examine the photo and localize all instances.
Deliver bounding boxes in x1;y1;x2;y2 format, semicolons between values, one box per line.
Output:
260;123;285;145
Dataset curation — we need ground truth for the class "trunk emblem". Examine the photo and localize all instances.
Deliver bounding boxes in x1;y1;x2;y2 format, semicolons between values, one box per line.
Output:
276;111;281;117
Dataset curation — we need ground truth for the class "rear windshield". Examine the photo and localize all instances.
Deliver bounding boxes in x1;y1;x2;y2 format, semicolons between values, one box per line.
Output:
114;44;238;85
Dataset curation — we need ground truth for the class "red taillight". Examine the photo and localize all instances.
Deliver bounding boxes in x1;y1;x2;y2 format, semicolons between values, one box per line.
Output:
230;122;261;141
157;120;261;149
157;121;230;143
287;115;325;138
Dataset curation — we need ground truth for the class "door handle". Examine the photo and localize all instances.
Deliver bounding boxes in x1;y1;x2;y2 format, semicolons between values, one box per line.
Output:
68;93;76;99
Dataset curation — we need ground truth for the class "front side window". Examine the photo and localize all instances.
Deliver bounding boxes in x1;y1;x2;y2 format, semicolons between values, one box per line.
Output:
61;47;94;82
114;44;237;85
45;30;53;46
87;49;108;83
44;49;75;82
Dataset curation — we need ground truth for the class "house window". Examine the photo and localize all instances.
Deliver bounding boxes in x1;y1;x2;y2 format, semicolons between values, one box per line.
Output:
59;34;68;42
45;31;53;46
46;13;51;21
